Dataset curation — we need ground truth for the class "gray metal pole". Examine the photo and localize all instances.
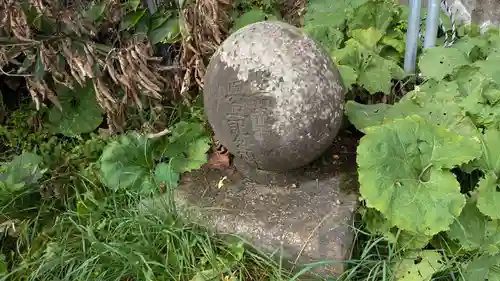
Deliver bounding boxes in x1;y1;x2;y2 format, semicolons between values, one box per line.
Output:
142;0;158;14
423;0;441;49
404;0;421;74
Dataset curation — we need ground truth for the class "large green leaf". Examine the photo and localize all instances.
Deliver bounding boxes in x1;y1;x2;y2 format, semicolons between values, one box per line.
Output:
0;152;45;193
448;195;500;255
333;37;403;94
348;27;383;50
393;250;444;281
344;101;390;132
154;121;210;173
347;0;394;32
418;47;470;80
119;9;147;31
361;208;432;250
99;133;178;194
357;115;481;236
462;254;500;281
47;80;103;136
454;69;500;129
469;129;500;220
148;16;181;44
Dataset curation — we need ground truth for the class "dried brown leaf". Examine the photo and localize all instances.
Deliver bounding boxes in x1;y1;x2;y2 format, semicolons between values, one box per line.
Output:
207;151;230;169
94;78;115;104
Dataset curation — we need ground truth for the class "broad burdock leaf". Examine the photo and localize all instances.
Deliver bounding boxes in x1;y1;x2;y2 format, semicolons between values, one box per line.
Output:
462;254;500;280
305;0;366;28
344;101;390;132
0;152;45;193
474;58;500;85
473;129;500;173
476;172;500;220
303;0;368;53
348;27;383;49
303;24;344;53
455;70;500;129
451;35;488;59
403;79;461;104
337;65;357;88
47;80;103;137
469;129;500;219
357;115;481;236
306;0;406;95
347;0;394;32
361;208;432;250
154;163;179;189
448;195;500;254
357;61;393;93
154;121;210;173
418;47;470;80
98;133;177;194
347;89;481;141
170;138;210;173
333;39;396;94
393;250;444;281
380;30;406;54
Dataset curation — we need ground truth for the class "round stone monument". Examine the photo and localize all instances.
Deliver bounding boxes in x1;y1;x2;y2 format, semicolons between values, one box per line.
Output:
203;21;346;182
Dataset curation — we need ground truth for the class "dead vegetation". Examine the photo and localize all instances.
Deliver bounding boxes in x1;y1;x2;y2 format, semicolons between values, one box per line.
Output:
0;0;305;133
180;0;233;97
281;0;306;27
0;0;174;132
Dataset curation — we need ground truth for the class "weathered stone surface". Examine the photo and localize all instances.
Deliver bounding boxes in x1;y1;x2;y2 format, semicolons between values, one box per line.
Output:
203;21;346;173
469;0;500;32
169;133;360;278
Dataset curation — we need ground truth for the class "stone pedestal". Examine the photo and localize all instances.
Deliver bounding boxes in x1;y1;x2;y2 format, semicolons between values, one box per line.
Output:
145;133;361;279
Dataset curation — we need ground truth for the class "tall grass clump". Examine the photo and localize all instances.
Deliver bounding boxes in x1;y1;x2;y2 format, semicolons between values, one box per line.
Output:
1;182;291;281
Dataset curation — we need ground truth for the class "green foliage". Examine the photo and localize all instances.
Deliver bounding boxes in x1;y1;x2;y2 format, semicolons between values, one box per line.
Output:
347;25;500;280
357;115;479;236
2;193;287;281
0;101;214;279
46;80;104;136
98;133;161;194
393;250;444;281
87;0;183;44
303;0;408;94
98;121;210;195
154;121;211;173
146;8;182;44
0;152;45;194
231;9;278;32
230;0;281;32
0;0;290;280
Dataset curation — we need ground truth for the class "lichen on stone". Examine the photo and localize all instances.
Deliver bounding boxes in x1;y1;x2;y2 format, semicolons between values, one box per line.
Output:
217;21;344;138
204;21;346;171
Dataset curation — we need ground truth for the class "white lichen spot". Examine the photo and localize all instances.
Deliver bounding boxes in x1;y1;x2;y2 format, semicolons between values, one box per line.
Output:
217;21;344;137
